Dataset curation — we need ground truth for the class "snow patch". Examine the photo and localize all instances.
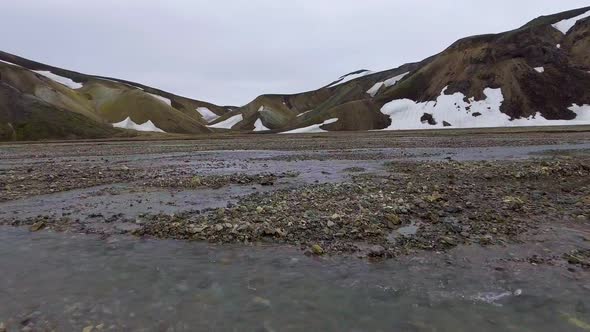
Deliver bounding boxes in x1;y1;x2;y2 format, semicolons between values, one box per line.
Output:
208;114;243;129
534;67;545;73
253;119;270;132
196;107;220;123
367;83;384;97
281;118;338;134
0;59;21;67
367;72;409;97
552;10;590;34
33;70;83;89
383;72;410;87
379;87;590;130
297;110;314;118
327;70;373;88
148;93;172;106
112;117;165;133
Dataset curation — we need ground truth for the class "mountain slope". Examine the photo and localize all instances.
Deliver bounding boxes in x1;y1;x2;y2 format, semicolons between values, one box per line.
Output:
1;6;590;140
209;6;590;132
0;51;231;140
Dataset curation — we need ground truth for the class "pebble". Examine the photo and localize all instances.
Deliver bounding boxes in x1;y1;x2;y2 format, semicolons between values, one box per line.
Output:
311;244;324;255
368;245;386;257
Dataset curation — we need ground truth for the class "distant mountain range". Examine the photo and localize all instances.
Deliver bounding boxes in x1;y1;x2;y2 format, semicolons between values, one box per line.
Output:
1;6;589;140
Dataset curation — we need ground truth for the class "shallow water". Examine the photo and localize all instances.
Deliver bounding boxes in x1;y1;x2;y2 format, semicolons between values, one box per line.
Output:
0;227;588;331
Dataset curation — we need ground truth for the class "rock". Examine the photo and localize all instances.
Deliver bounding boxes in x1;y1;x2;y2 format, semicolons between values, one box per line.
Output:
440;236;456;246
214;224;224;232
425;192;442;203
327;221;335;228
480;235;493;245
368;245;386;257
256;206;264;214
189;225;208;234
0;322;5;332
252;296;271;307
259;176;275;186
311;244;324;255
384;213;401;228
29;221;46;232
83;326;94;332
330;213;340;220
443;217;462;233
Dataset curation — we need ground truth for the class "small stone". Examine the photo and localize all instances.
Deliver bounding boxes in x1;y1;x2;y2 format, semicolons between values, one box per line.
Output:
214;224;224;232
83;326;94;332
327;221;335;228
480;235;493;245
331;213;340;220
368;245;386;257
311;244;324;255
440;236;456;246
256;206;264;214
29;221;46;232
385;213;401;227
0;322;5;332
252;296;271;307
189;225;208;234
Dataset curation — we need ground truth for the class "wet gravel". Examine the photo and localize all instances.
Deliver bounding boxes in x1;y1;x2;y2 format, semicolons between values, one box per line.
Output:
0;130;589;267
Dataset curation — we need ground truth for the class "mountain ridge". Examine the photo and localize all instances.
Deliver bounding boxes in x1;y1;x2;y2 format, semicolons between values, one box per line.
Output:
1;6;590;140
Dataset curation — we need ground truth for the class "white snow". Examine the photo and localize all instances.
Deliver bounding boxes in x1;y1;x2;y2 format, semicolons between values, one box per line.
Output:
383;72;410;87
147;93;172;106
33;70;83;89
367;83;384;97
367;72;410;97
327;70;373;88
296;110;314;117
534;67;545;73
253;119;270;131
281;118;338;134
552;10;590;34
0;59;20;67
112;117;165;133
379;86;590;130
208;114;243;129
196;107;220;122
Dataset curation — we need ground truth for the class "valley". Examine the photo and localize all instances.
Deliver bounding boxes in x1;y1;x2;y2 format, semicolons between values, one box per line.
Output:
0;128;589;330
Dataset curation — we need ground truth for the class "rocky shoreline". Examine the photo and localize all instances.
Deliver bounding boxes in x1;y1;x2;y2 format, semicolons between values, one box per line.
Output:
2;153;588;269
0;132;589;271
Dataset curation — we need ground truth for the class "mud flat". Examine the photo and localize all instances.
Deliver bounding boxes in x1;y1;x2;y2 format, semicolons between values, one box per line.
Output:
0;129;589;331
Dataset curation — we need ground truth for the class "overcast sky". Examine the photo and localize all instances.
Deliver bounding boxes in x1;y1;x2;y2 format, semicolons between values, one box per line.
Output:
2;1;588;106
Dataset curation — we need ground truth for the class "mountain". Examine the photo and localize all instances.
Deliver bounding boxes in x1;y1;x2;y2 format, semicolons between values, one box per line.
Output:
0;51;230;140
1;6;590;140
